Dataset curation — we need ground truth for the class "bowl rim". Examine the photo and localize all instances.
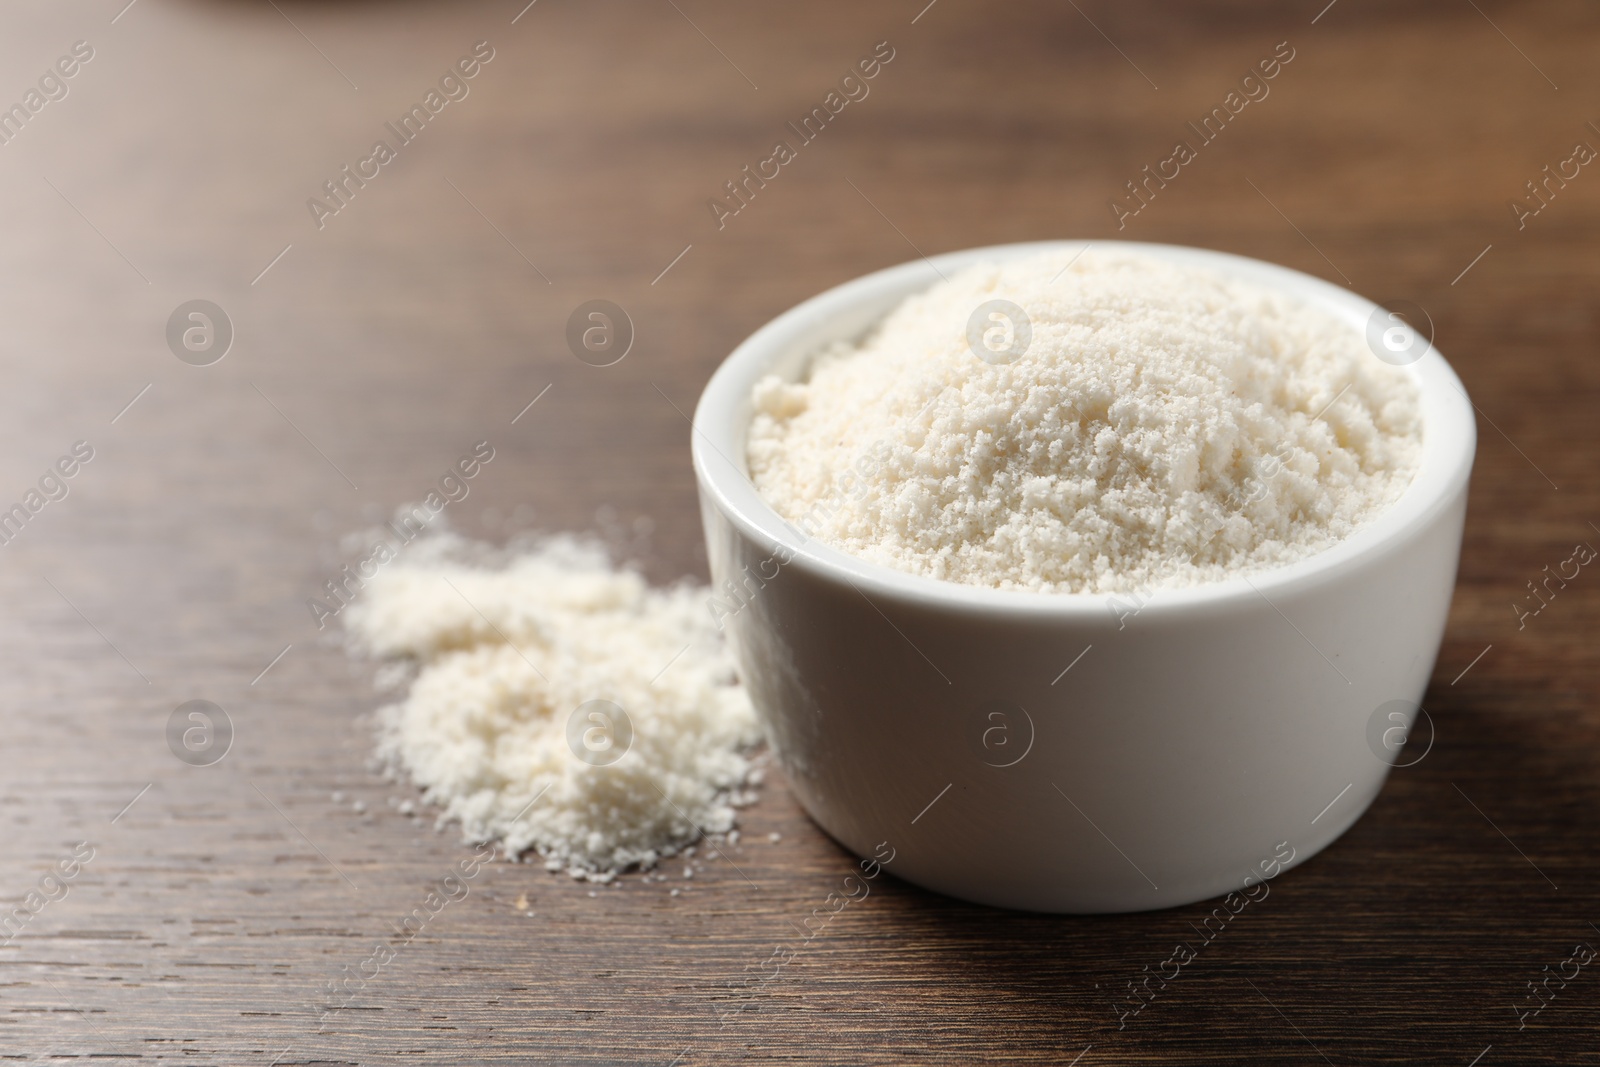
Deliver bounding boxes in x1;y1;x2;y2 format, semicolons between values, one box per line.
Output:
691;239;1476;619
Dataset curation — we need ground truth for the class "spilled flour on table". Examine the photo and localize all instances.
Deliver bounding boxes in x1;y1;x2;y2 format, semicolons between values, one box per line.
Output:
343;528;762;880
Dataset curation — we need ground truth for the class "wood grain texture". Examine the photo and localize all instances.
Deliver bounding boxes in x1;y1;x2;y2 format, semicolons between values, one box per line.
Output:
0;0;1596;1062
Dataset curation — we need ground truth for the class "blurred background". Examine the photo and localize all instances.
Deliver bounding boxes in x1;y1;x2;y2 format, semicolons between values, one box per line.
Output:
0;0;1596;1062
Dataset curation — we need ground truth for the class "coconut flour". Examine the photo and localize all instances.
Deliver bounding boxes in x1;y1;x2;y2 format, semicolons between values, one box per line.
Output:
747;249;1422;594
345;531;761;879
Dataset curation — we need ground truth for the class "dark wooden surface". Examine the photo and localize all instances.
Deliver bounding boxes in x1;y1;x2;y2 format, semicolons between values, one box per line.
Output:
1;0;1597;1062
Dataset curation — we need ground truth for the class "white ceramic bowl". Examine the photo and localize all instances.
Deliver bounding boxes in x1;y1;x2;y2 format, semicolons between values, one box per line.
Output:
692;240;1475;913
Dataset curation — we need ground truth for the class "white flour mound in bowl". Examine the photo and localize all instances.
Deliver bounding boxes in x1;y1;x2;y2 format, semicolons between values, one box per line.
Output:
344;532;761;880
747;249;1422;594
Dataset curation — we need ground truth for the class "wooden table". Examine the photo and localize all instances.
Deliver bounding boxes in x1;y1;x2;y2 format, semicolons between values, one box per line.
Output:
1;0;1596;1062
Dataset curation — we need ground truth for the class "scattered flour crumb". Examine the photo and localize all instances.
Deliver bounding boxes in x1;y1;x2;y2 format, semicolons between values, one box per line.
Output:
344;531;763;878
